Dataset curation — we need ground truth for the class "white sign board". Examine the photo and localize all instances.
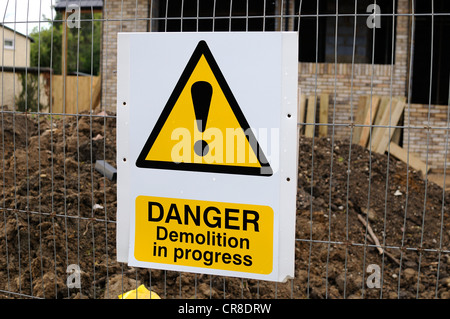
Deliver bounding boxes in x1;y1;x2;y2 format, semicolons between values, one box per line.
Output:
117;32;298;282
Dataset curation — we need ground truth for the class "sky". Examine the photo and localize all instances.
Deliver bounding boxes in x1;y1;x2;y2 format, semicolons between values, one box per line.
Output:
0;0;55;36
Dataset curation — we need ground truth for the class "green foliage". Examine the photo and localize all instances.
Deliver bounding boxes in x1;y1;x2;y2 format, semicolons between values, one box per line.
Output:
16;73;43;112
30;12;102;75
30;21;62;74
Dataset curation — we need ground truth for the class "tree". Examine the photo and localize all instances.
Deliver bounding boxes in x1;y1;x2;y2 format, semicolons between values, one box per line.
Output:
30;11;101;76
16;73;43;112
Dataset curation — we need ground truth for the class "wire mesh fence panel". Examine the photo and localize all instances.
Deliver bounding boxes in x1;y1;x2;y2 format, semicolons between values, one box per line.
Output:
0;0;450;299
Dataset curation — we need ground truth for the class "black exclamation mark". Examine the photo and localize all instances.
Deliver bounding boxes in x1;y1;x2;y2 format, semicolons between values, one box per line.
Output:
191;81;213;157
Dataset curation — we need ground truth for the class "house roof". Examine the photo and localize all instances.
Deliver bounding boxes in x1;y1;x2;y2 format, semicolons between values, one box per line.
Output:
0;24;34;43
54;0;103;11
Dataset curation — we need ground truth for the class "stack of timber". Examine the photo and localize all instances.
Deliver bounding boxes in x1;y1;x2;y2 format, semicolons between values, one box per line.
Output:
297;92;429;176
352;95;428;176
298;93;329;138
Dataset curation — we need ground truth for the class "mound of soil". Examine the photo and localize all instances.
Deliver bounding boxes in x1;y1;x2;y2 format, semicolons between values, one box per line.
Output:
295;136;450;299
0;113;449;299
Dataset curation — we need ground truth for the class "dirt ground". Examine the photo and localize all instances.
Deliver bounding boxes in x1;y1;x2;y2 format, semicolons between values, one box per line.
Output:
0;112;450;299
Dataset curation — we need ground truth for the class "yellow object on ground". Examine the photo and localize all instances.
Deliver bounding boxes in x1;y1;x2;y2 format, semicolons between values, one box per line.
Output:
118;285;161;299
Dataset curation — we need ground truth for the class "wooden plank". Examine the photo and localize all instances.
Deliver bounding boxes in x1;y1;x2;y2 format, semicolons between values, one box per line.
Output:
78;76;97;112
388;142;429;176
298;92;306;135
304;95;316;138
358;96;381;147
374;99;406;154
392;96;407;146
81;76;92;112
373;96;391;126
66;76;77;114
352;96;367;144
370;96;406;152
318;93;329;137
51;75;63;114
92;76;101;109
67;76;101;114
51;75;101;114
370;97;397;151
391;125;402;145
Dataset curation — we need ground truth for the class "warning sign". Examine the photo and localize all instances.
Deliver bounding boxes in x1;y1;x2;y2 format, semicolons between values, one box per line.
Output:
117;32;298;282
135;40;272;176
134;196;273;274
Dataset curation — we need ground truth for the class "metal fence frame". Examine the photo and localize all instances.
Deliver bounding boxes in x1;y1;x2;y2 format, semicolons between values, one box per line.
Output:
0;0;449;299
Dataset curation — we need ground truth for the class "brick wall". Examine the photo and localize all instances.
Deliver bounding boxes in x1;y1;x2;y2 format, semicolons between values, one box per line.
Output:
405;104;449;172
101;0;149;111
100;0;449;171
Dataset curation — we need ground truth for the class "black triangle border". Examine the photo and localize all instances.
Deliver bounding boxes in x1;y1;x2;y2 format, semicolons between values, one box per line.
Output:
135;40;273;176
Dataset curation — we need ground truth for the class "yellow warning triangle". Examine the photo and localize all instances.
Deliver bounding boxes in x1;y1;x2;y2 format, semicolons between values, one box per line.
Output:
136;40;272;176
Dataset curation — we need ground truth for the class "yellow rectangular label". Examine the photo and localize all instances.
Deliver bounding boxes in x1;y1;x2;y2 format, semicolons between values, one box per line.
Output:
134;196;273;274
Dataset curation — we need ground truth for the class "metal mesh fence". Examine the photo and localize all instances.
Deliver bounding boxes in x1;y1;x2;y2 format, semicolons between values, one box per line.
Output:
0;0;449;299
